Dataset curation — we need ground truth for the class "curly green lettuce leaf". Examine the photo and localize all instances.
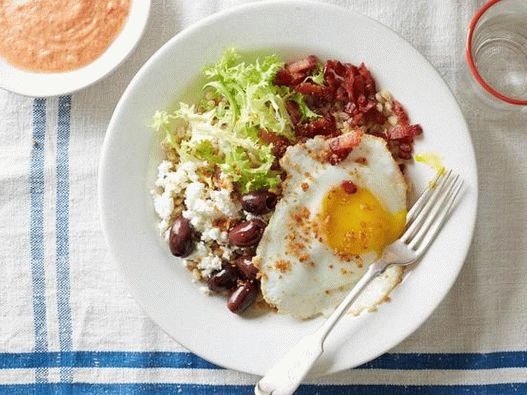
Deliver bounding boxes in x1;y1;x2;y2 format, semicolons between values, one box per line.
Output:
202;48;295;140
304;63;325;85
292;93;321;122
152;49;299;193
221;146;281;193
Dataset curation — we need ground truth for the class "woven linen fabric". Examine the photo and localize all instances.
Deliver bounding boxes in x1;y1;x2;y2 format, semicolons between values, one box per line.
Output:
1;0;527;393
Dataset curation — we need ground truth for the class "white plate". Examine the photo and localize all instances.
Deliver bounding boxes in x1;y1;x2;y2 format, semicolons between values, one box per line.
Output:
0;0;150;97
99;0;478;377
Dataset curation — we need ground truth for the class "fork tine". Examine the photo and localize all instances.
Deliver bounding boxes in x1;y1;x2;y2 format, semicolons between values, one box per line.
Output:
408;175;462;250
414;178;464;256
400;171;456;243
406;169;451;224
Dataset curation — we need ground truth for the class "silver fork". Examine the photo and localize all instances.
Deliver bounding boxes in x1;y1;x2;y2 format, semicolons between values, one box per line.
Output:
255;169;464;395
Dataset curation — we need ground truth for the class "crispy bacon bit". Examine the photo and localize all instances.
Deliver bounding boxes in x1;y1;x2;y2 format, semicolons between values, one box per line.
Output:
273;68;293;86
341;180;357;194
287;55;318;74
301;182;309;191
290;72;307;85
275;56;319;87
392;100;410;125
286;100;301;125
328;129;364;161
258;129;292;158
324;60;347;80
295;82;331;97
387;124;423;140
296;115;336;138
272;55;423;161
364;106;387;124
399;142;413;153
358;63;377;99
398;150;412;160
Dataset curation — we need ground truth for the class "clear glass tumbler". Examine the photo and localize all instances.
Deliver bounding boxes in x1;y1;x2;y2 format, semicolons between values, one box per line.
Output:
465;0;527;111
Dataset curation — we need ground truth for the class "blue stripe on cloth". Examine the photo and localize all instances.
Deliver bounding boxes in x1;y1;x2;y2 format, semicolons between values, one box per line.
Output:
1;351;527;370
0;383;526;394
55;95;73;383
0;352;218;370
29;98;48;384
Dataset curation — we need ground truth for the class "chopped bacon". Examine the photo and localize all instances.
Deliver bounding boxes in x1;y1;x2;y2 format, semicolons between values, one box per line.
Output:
364;106;387;124
290;72;307;85
285;100;301;125
258;129;292;158
359;100;376;114
398;149;413;160
324;60;347;78
274;56;319;87
392;100;410;126
296;115;336;138
271;55;423;162
328;129;364;161
286;55;318;74
344;70;365;102
351;112;364;127
358;63;377;99
273;68;294;86
295;82;331;97
387;124;423;140
399;142;413;153
341;180;358;194
336;86;348;102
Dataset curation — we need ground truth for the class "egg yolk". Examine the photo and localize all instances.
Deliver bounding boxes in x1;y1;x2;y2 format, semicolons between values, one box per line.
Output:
320;184;406;257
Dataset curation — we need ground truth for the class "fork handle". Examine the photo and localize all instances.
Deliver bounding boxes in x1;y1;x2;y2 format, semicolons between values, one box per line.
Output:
255;260;388;395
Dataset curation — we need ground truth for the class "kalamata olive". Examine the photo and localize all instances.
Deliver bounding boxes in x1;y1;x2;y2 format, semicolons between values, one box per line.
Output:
207;265;239;292
234;255;259;280
228;219;266;247
169;216;194;257
241;190;278;214
227;280;259;314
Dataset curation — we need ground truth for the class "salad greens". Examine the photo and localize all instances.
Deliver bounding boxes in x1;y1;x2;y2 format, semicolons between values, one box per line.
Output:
152;49;308;193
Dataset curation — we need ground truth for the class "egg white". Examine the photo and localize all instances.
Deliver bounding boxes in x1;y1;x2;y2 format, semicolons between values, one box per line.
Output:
257;134;407;319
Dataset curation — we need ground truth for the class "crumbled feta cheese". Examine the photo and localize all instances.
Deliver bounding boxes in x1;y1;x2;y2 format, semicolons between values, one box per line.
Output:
210;189;240;217
199;286;211;296
187;242;210;260
152;160;208;236
197;255;222;277
152;159;244;279
182;181;241;233
153;192;174;220
221;245;234;260
245;212;258;221
201;227;222;242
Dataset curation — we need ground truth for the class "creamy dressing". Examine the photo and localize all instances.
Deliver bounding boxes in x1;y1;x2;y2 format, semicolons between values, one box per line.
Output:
0;0;130;72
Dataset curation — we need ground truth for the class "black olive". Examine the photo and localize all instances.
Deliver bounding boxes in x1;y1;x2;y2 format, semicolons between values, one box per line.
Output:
241;190;278;214
168;215;194;257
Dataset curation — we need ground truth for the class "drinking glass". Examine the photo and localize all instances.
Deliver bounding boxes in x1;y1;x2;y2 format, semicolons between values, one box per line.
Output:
465;0;527;111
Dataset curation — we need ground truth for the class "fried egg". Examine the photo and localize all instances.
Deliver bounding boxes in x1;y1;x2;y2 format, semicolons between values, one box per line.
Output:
256;134;407;319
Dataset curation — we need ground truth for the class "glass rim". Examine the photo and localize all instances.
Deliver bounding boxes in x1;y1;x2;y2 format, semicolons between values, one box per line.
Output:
466;0;527;106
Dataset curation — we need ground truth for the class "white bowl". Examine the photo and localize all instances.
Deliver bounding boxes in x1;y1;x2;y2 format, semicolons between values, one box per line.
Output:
99;0;478;377
0;0;151;97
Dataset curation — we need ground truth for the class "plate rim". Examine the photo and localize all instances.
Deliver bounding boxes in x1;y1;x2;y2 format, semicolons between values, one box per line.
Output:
99;0;478;376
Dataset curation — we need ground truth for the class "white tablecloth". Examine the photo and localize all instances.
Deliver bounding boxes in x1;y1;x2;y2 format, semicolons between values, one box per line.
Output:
2;1;527;393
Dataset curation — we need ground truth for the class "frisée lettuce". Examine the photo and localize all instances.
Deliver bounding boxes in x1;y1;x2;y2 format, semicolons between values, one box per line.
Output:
151;49;300;193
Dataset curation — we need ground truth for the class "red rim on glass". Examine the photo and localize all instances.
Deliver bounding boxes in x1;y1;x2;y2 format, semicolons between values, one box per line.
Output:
466;0;527;106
